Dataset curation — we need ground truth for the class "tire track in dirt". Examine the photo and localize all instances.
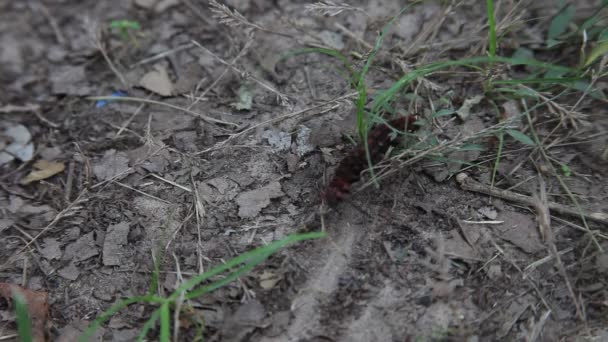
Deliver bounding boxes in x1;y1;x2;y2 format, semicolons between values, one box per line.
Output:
261;205;363;342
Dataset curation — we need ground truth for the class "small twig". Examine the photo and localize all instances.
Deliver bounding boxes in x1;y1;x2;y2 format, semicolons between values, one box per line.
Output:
182;0;212;24
115;98;148;138
130;43;195;68
29;0;66;45
114;181;172;204
87;96;239;128
94;28;128;88
533;176;585;321
187;38;254;110
194;93;355;154
334;23;373;50
172;252;185;342
192;40;290;105
190;172;206;274
64;160;75;202
33;109;60;128
149;173;192;193
456;173;608;226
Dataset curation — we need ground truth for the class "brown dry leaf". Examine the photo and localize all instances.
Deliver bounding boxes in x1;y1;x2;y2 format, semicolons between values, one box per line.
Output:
139;64;173;96
22;160;65;184
0;283;49;342
259;270;282;290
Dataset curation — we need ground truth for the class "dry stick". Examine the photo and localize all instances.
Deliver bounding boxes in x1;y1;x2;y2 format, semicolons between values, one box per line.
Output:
30;0;66;45
521;100;603;251
191;40;290;105
87;96;239;128
190;172;206;275
534;176;585;321
194;92;357;155
334;23;373;50
130;43;195;68
95;28;128;88
33;109;60;128
456;173;608;226
187;38;254;110
64;161;75;202
114;181;172;204
115;98;148;138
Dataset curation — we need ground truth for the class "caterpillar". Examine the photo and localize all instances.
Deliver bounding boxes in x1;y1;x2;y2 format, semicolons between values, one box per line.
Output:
321;115;419;204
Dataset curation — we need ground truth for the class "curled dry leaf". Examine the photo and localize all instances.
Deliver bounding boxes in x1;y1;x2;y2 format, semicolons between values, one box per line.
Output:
22;160;65;184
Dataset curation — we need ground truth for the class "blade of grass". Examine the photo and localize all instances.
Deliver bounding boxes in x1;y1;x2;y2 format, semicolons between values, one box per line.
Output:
159;303;170;342
372;56;577;114
137;309;161;342
81;295;164;342
357;2;422;186
175;231;325;300
13;292;33;342
81;231;325;341
486;0;497;58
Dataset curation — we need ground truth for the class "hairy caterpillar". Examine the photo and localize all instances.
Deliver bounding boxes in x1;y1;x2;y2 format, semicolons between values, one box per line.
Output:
321;115;419;204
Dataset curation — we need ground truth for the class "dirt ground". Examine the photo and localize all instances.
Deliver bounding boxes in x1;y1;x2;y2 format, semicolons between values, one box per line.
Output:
1;0;607;341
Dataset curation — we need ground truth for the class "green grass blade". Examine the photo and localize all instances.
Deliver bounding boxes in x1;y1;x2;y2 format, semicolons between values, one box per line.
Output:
356;2;422;185
372;56;577;114
170;232;326;301
137;309;161;342
13;292;33;342
159;303;170;342
486;0;497;58
186;255;271;300
80;295;164;342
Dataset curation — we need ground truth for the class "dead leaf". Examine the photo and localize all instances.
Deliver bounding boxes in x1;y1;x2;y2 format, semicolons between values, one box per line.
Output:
139;64;173;96
456;95;484;120
494;211;544;253
22;160;65;184
92;149;131;181
102;221;130;266
236;181;284;219
0;283;49;342
259;270;282;290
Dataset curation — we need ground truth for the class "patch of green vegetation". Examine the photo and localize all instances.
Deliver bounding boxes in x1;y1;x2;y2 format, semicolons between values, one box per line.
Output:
77;231;325;341
109;19;141;43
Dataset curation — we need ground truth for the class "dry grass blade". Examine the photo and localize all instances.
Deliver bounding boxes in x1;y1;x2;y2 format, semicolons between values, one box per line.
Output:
208;0;295;40
305;1;365;17
191;40;290;105
533;176;585;321
208;0;251;28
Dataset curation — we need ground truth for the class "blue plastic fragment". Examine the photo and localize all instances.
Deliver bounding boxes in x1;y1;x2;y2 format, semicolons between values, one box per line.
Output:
96;91;127;108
